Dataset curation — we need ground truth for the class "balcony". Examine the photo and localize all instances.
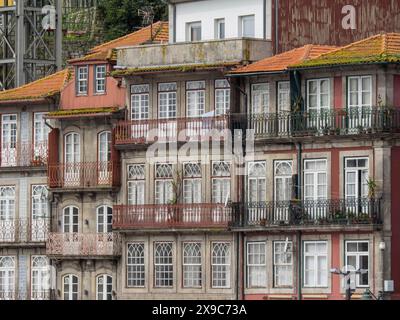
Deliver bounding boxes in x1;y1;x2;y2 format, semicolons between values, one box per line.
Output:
0;218;50;244
249;108;400;141
48;161;121;190
116;38;272;69
114;115;231;147
0;142;48;168
113;204;233;230
232;198;382;230
46;233;122;258
0;290;54;301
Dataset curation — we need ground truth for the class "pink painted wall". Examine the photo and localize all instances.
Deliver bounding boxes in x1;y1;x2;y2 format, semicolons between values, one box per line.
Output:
60;62;126;110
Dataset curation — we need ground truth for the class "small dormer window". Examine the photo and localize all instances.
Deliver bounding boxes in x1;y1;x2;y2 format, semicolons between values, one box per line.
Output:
95;65;106;94
76;66;88;95
187;22;202;42
239;15;255;38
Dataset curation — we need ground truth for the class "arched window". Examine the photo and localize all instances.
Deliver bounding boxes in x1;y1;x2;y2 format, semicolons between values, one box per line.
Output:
274;161;293;202
31;256;50;300
0;256;15;300
96;274;113;300
98;131;111;163
63;274;78;300
64;133;80;186
31;185;49;241
63;206;79;234
97;206;112;233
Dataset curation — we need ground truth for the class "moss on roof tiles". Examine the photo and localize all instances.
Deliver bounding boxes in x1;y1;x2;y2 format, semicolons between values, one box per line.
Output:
47;107;120;117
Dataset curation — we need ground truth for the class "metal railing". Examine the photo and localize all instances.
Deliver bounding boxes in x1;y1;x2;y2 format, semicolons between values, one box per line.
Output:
113;204;233;229
248;108;400;139
114;115;231;145
0;218;50;243
232;198;382;227
0;290;54;301
0;141;48;168
46;232;122;257
48;161;120;189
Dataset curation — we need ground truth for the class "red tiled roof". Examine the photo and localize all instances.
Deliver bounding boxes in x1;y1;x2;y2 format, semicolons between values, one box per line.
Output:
69;21;169;63
230;45;338;74
0;69;71;103
293;33;400;68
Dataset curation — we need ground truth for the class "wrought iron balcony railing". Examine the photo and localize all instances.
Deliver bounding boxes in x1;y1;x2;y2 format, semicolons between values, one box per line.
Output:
46;232;122;257
232;198;382;228
113;204;233;230
0;141;48;168
248;108;400;139
114;115;231;145
0;218;50;243
0;290;54;301
48;161;121;189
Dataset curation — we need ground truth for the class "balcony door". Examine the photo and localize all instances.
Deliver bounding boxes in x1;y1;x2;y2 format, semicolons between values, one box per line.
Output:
211;162;231;223
274;161;293;222
155;164;174;223
63;206;79;254
186;81;205;138
158;83;177;140
64;133;80;186
31;185;49;242
247;162;266;225
347;76;372;130
0;186;15;242
127;164;146;222
96;274;113;300
63;274;78;300
0;256;15;300
1;114;17;167
33;113;49;164
31;256;50;300
131;84;150;141
183;163;202;223
97;206;112;233
250;84;270;136
98;131;111;185
345;158;369;215
307;79;331;132
304;160;327;220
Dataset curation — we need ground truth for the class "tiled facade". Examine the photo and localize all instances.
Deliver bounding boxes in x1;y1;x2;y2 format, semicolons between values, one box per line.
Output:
1;0;400;301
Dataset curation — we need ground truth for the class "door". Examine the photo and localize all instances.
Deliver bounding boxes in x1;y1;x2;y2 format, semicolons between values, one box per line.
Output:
131;84;150;141
348;76;372;130
304;160;327;220
31;185;49;242
1;114;17;167
155;180;174;223
63;274;78;300
64;133;80;186
251;84;270;136
96;274;113;300
0;257;15;300
33;113;49;164
274;161;293;222
98;131;111;185
0;187;15;242
277;82;291;135
183;179;202;222
31;256;50;300
63;207;79;255
158;83;177;140
345;158;369;216
247;162;266;225
307;79;331;132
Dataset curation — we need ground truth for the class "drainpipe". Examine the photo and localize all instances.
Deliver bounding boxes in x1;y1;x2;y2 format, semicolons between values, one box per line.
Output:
296;142;302;300
275;0;279;54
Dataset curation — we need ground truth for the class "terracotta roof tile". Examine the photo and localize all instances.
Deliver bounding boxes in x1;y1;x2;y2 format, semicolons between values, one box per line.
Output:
0;69;71;103
69;21;169;63
293;33;400;68
230;45;338;74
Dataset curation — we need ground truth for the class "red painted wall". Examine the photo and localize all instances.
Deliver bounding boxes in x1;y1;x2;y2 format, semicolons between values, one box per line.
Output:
394;75;400;108
60;62;126;110
334;77;343;110
391;147;400;298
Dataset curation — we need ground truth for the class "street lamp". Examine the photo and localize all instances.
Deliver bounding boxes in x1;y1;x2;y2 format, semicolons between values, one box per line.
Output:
330;267;368;300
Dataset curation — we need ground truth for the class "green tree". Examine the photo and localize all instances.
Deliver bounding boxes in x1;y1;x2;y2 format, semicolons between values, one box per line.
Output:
98;0;168;41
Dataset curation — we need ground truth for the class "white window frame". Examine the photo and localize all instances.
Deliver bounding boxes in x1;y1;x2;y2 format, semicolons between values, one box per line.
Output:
345;240;369;288
1;114;17;167
63;274;78;300
303;241;328;288
33;112;49;159
77;66;88;95
239;15;255;38
0;256;15;300
251;83;270;114
63;206;79;234
304;159;328;201
273;241;293;288
345;157;369;200
277;81;291;112
215;79;230;116
31;185;49;242
211;161;231;204
186;81;205;118
182;242;202;288
158;83;177;119
183;162;202;204
154;242;174;288
247;161;267;203
95;64;106;94
274;161;293;202
96;274;113;300
64;132;80;164
96;205;112;233
131;84;150;121
127;164;146;206
215;18;225;39
31;256;50;300
246;242;267;288
127;242;145;288
211;242;231;289
307;78;331;112
186;21;202;42
347;76;372;109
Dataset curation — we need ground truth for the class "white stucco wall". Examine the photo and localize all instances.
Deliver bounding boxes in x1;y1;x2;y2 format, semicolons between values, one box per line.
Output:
173;0;272;42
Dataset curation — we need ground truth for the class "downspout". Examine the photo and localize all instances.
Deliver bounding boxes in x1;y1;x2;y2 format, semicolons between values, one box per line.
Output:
296;142;302;300
275;0;279;54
